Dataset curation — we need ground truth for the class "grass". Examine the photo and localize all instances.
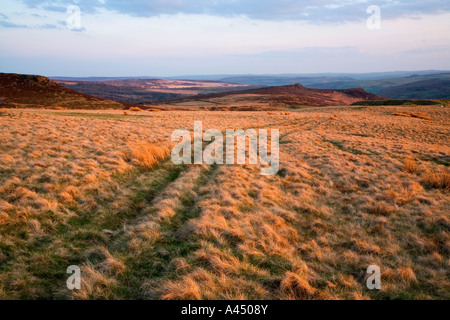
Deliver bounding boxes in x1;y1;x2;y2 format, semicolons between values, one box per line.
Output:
404;158;420;174
352;100;440;106
122;142;171;170
42;111;153;120
393;112;432;120
0;105;449;300
421;170;450;190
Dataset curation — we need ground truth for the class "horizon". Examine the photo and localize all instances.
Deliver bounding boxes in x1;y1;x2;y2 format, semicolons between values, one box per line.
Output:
4;69;449;80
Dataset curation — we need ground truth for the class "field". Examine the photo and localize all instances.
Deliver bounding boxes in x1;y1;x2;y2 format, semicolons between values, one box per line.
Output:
0;105;449;300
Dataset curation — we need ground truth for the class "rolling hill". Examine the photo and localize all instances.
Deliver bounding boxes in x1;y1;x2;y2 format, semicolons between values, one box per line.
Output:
0;73;138;109
160;83;386;109
169;71;450;99
377;79;450;99
55;78;261;105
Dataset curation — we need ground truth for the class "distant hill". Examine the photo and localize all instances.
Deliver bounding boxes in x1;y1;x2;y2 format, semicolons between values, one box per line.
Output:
165;71;450;99
161;84;386;109
164;70;450;82
219;76;355;87
377;79;450;99
0;73;136;109
55;79;260;105
51;71;450;102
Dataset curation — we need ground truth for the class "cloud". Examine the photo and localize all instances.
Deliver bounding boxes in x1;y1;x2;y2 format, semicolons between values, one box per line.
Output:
19;0;450;22
37;23;59;30
0;20;70;30
0;20;28;28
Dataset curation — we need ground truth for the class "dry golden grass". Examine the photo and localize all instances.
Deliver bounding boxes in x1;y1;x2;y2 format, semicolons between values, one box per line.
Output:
404;158;420;174
280;271;318;300
421;170;450;190
393;111;432;120
123;142;170;170
0;105;448;300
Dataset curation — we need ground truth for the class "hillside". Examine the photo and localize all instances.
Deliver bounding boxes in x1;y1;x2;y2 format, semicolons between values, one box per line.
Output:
55;78;260;105
0;73;136;109
378;79;450;99
295;73;450;99
161;83;386;109
184;72;450;99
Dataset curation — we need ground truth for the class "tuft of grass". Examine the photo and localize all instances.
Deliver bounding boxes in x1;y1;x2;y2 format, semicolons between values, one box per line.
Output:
366;202;395;216
280;271;317;300
421;170;450;190
122;142;170;170
404;158;420;174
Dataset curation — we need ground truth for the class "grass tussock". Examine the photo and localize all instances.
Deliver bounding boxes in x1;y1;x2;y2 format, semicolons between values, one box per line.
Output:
280;271;317;300
404;158;420;174
366;202;395;216
421;170;450;190
123;142;170;170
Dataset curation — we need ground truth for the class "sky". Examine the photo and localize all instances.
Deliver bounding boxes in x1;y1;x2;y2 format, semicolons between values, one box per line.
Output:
0;0;450;77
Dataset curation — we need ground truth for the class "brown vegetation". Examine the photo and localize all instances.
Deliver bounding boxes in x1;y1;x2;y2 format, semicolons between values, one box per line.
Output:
393;111;432;120
0;104;448;300
0;73;140;110
161;83;386;109
421;170;450;190
122;142;170;170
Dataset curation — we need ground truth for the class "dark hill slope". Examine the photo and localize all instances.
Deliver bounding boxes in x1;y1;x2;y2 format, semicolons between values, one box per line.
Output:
0;73;135;109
